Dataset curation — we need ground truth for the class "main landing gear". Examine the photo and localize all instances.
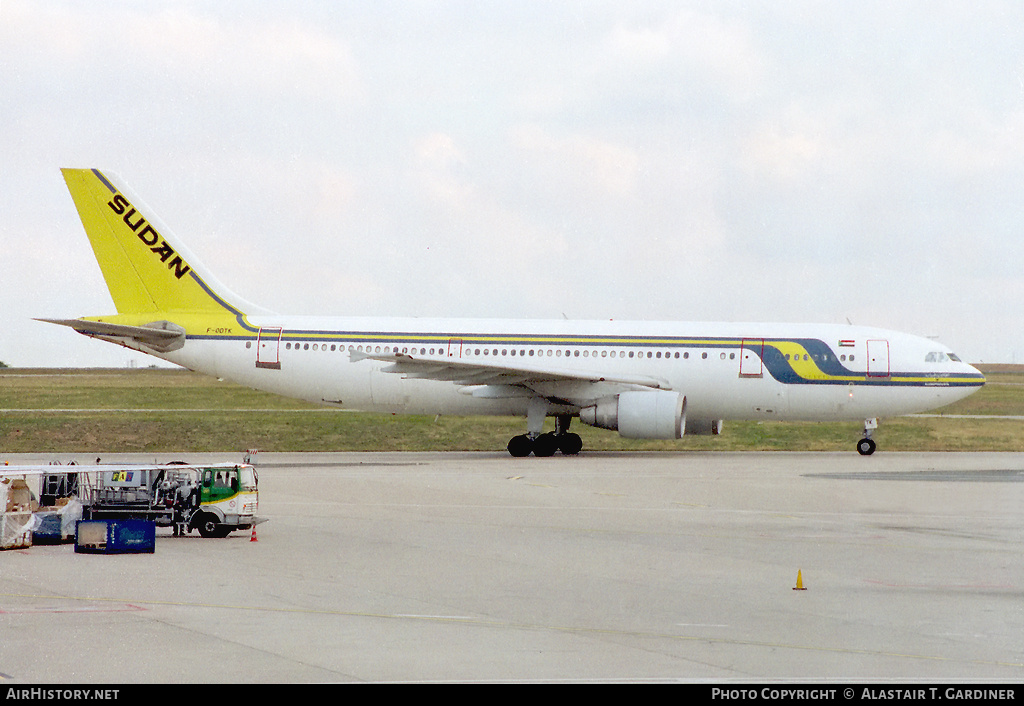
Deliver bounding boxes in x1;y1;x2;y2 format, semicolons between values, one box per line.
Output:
857;418;878;456
507;430;583;457
507;403;582;457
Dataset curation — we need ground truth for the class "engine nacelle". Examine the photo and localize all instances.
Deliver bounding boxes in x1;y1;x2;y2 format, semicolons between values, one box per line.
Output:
579;390;686;439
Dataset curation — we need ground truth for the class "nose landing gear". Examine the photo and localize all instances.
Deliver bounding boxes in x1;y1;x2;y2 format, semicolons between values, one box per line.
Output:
857;418;878;455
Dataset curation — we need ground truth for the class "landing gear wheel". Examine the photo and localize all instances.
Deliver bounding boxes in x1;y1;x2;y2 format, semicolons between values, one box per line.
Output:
558;433;583;455
533;433;559;457
857;438;876;456
507;434;534;458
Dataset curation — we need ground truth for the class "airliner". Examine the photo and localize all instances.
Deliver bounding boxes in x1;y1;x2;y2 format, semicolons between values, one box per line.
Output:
43;168;985;456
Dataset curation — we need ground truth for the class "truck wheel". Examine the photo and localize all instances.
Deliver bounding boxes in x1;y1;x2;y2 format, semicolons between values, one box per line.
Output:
196;514;222;538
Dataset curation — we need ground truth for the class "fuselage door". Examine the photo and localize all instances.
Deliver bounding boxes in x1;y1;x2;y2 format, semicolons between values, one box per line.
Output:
866;339;890;378
740;339;764;377
256;327;283;370
447;338;463;359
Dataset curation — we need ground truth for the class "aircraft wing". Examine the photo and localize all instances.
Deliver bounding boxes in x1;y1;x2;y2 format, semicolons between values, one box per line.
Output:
350;349;668;403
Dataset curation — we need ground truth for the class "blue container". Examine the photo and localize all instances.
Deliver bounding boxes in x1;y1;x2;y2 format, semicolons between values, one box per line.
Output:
75;519;156;554
32;513;66;544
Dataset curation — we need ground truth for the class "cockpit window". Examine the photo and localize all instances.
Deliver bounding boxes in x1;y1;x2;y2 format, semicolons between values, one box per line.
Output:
925;351;961;363
948;353;962;362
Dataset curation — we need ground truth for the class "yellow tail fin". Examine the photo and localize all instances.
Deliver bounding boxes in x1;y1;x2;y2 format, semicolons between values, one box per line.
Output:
61;168;249;316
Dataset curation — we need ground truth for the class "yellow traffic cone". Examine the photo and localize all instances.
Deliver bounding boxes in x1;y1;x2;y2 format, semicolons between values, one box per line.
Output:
793;569;807;590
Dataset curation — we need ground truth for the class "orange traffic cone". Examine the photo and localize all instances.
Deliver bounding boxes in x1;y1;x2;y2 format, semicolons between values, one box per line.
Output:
793;569;807;591
250;524;258;542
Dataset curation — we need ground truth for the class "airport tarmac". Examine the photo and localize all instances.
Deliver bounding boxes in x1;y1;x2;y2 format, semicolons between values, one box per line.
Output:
2;450;1023;683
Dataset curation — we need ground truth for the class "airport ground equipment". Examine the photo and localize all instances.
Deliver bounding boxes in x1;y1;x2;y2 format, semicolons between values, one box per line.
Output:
1;475;36;549
75;518;156;554
79;463;258;538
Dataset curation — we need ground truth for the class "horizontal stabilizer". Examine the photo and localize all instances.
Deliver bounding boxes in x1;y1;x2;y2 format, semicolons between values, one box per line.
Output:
37;318;186;352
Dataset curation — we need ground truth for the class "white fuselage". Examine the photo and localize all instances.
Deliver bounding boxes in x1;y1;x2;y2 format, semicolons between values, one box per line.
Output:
151;315;983;431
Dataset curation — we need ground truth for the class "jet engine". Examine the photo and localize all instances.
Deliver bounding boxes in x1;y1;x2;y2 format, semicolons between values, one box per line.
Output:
579;390;685;439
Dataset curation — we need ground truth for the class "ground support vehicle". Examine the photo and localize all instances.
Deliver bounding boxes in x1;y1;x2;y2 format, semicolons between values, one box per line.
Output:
81;463;258;538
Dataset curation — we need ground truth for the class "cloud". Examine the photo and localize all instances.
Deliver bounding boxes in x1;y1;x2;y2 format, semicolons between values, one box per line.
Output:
120;8;360;101
605;8;765;99
3;2;1024;366
1;2;360;104
413;132;475;211
512;125;641;200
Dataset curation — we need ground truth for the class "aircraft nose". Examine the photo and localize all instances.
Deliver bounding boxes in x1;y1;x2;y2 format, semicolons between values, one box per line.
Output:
957;360;986;389
969;363;986;386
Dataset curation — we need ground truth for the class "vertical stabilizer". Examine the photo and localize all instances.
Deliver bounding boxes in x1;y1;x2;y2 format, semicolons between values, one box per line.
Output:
61;168;262;316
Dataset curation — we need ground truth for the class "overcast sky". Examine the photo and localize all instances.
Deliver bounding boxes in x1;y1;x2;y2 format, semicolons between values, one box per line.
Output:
2;1;1023;368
